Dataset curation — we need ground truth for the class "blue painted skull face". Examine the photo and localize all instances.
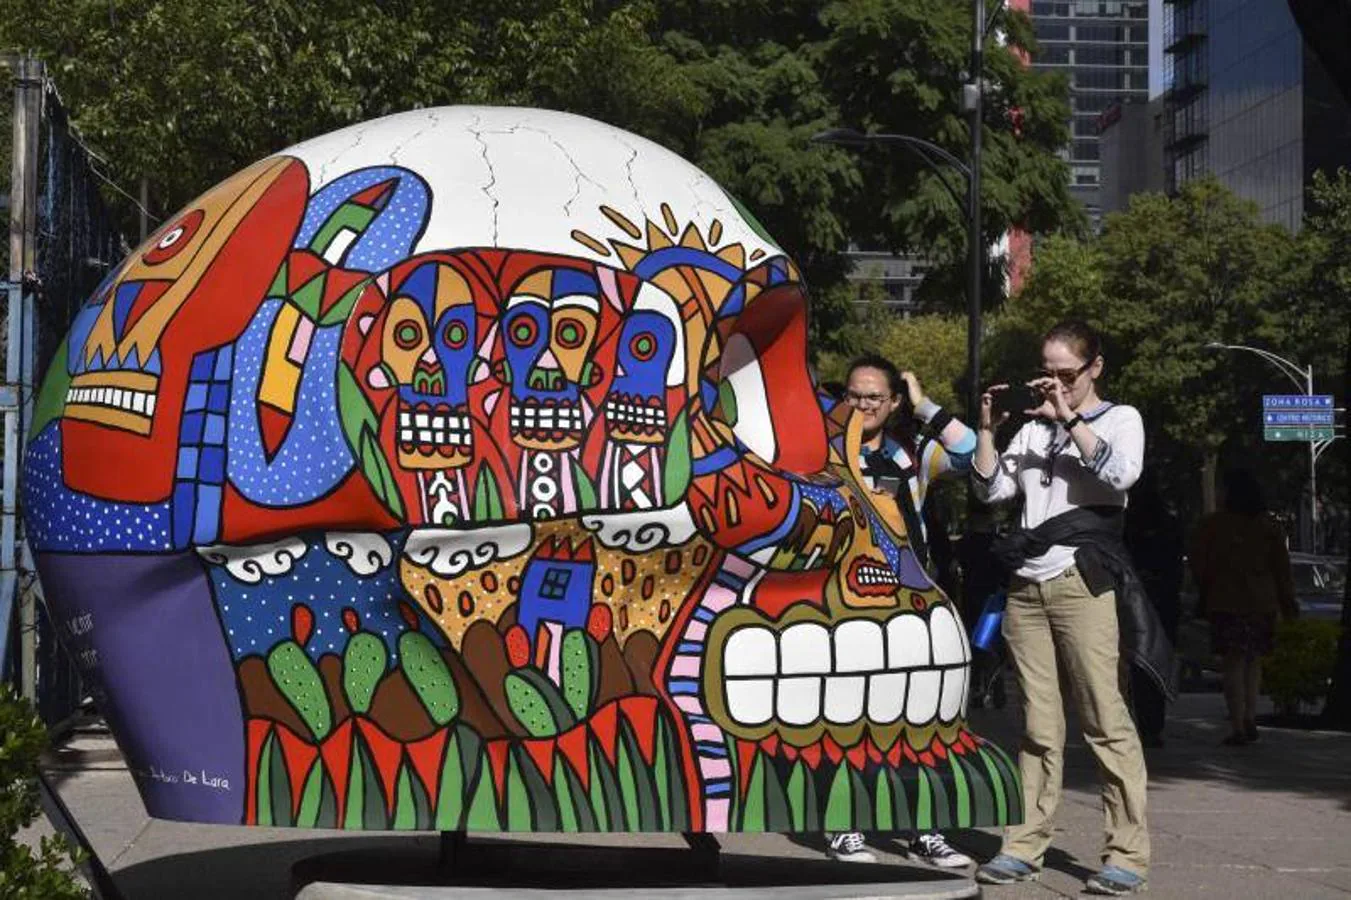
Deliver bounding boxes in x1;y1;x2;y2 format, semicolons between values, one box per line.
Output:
605;310;675;444
382;261;479;469
501;268;600;452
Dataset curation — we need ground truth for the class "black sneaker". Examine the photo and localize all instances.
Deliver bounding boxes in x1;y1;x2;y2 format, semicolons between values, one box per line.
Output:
826;831;877;863
909;833;974;868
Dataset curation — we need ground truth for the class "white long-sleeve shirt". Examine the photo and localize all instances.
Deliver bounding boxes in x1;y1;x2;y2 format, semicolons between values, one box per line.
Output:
971;402;1145;582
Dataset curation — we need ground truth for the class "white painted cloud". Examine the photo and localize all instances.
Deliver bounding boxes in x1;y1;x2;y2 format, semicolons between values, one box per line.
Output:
197;538;308;584
582;504;697;553
324;532;395;576
403;524;534;577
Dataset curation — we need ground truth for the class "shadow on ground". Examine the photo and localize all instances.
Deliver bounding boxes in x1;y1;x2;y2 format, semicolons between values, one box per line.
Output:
968;687;1351;814
113;835;967;899
949;829;1095;882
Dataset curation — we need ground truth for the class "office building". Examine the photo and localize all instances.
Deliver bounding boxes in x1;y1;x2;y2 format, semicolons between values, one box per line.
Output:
1098;96;1168;214
1030;0;1152;227
844;249;926;315
1164;0;1351;230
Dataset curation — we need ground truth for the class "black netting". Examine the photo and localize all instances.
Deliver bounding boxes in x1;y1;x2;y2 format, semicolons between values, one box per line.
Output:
34;79;126;380
5;59;126;723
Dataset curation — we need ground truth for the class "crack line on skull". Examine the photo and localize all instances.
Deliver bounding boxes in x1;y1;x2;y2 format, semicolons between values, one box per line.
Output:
611;132;646;228
516;125;603;217
318;124;367;186
389;109;439;167
466;114;500;246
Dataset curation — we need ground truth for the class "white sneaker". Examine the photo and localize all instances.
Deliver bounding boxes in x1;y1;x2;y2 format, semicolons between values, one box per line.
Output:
909;832;974;868
827;831;877;863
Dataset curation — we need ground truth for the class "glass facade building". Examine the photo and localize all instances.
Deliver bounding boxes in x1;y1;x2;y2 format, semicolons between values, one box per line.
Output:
1031;0;1151;225
1165;0;1351;230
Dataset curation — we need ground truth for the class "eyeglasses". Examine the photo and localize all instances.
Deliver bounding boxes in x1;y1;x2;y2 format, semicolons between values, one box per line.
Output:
1038;359;1094;386
845;391;893;408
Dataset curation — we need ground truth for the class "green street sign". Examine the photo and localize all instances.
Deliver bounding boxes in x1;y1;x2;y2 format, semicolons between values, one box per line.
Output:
1265;426;1336;441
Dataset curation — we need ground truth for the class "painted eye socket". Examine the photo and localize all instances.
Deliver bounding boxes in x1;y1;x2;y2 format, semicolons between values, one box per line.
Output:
629;332;657;362
141;210;205;265
555;319;585;349
849;496;865;523
393;320;423;350
510;315;538;347
443;320;469;349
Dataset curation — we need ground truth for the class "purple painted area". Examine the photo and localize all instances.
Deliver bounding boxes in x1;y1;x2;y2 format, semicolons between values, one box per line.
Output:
35;551;246;824
897;545;932;591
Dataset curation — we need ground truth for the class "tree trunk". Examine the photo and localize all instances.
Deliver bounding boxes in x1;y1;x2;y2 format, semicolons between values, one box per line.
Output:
1201;449;1219;515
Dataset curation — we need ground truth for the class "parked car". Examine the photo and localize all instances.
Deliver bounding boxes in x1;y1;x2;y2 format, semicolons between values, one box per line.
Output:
1177;553;1345;682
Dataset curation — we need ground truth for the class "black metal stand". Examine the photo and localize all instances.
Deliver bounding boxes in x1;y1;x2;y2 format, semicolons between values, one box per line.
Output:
38;771;126;900
682;831;721;877
437;830;466;872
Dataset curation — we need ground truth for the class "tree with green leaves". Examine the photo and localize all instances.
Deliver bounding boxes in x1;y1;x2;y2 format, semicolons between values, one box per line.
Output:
1294;169;1351;729
1;685;87;898
1002;175;1336;522
2;0;1082;355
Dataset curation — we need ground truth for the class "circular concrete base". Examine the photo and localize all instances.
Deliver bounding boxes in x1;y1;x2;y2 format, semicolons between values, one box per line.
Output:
291;837;977;900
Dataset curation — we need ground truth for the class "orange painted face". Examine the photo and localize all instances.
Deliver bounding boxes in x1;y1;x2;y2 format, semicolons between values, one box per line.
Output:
378;264;479;470
66;159;297;436
60;157;307;502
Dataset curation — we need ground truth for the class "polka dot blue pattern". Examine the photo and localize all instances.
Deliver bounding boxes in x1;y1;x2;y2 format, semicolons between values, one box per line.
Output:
24;423;173;551
294;167;429;272
203;532;445;662
226;300;354;505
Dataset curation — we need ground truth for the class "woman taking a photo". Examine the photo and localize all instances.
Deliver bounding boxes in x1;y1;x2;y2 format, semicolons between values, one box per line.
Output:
970;320;1160;897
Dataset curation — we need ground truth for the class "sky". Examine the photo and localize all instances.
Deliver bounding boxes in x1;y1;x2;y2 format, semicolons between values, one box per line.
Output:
1150;0;1165;97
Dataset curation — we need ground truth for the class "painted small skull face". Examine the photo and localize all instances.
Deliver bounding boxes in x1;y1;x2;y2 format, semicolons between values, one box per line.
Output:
502;269;599;451
65;158;297;438
829;485;930;610
605;310;675;444
60;157;306;504
382;262;478;469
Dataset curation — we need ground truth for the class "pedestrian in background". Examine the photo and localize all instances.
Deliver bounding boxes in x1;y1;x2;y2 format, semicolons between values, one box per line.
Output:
971;320;1160;897
1189;468;1298;745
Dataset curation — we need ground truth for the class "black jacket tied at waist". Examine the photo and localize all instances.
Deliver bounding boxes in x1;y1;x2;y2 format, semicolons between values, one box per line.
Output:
991;506;1177;701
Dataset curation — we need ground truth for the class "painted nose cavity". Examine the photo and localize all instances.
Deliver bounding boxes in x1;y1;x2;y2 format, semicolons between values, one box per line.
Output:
714;281;826;476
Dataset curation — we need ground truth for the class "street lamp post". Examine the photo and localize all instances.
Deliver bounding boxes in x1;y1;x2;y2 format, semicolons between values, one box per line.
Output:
809;128;982;417
967;0;985;428
813;0;1013;422
1205;341;1336;550
812;3;1002;422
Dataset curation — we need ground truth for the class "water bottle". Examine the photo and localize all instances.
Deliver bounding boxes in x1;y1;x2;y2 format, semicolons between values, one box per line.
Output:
972;591;1007;652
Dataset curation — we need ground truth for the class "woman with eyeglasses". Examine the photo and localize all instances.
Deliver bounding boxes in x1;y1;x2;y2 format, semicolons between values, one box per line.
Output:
971;320;1168;897
824;353;978;869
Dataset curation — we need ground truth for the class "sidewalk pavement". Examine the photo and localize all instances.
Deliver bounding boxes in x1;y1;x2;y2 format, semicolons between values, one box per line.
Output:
24;690;1351;899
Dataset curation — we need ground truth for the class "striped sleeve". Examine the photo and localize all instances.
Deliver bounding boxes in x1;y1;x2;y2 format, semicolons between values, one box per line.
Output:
1084;406;1144;491
911;400;976;491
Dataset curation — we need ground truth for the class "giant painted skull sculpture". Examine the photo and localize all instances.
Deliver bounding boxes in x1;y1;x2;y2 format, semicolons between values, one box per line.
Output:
25;108;1020;833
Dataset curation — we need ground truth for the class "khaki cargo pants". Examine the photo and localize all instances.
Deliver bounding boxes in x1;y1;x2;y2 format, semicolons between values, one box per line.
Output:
1000;564;1150;876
